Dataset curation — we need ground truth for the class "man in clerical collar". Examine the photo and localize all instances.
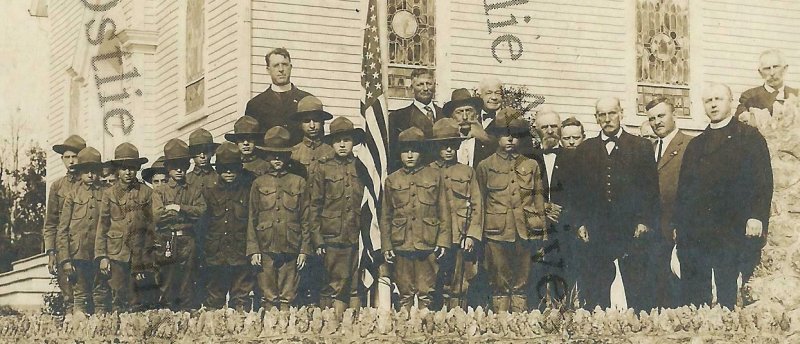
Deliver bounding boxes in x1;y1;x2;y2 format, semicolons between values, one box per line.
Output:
736;49;799;120
245;48;312;147
673;83;773;309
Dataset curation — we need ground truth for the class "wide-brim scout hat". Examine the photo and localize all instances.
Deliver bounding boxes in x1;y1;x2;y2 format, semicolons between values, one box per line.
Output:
109;142;149;167
52;135;87;155
486;107;531;137
396;127;427;152
141;156;166;183
163;139;192;162
256;127;294;153
429;118;467;145
224;116;263;142
443;88;483;117
72;147;102;171
188;128;221;155
289;95;334;122
213;142;243;168
323;117;365;145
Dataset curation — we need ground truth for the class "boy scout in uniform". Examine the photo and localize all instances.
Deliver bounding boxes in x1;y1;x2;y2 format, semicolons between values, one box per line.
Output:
142;156;167;187
94;143;153;313
226;116;270;176
56;147;105;316
476;108;546;313
152;139;207;311
44;135;86;315
381;127;452;311
202;142;255;310
428;118;483;310
247;127;312;311
308;117;368;315
289;95;335;307
187;128;221;308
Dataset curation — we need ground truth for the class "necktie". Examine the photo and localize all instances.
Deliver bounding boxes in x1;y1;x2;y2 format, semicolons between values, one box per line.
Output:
656;139;663;163
423;105;434;122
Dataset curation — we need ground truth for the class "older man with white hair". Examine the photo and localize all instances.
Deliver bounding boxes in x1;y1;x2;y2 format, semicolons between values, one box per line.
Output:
736;49;798;120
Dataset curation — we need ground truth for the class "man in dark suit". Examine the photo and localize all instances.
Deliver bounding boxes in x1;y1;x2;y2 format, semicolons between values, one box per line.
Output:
673;83;773;309
572;97;660;311
645;97;693;308
387;68;444;173
736;49;798;119
245;48;312;147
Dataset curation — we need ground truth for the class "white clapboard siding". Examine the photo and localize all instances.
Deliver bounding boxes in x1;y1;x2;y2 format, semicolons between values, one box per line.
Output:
201;0;245;143
149;0;181;156
701;0;800;106
448;0;628;131
250;0;364;128
46;1;86;183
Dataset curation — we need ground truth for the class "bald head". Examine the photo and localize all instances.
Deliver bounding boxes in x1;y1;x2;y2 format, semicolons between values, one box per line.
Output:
535;107;562;149
478;77;503;112
594;97;623;136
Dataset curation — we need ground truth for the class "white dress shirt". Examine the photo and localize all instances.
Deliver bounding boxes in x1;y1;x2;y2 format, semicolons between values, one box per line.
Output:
764;83;786;100
656;128;678;162
457;110;495;166
413;100;437;121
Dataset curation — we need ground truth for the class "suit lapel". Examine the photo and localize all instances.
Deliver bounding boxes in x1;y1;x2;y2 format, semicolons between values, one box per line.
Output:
657;132;688;170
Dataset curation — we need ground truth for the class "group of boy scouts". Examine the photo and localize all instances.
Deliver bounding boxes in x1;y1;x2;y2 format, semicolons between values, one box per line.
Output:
44;48;778;318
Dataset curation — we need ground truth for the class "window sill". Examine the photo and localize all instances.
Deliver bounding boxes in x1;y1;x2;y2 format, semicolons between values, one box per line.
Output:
178;109;208;130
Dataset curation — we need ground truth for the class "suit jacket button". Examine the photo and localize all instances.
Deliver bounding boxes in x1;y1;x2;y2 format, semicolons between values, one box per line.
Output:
412;217;416;221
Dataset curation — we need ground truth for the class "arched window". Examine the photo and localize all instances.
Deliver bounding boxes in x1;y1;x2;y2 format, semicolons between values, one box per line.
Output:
387;0;436;99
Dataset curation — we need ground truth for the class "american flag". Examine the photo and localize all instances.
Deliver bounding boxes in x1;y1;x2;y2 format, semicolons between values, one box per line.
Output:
354;0;388;290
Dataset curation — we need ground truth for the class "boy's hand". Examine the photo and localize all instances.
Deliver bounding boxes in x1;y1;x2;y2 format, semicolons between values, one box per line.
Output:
250;254;262;267
62;261;76;278
99;258;111;275
461;237;475;253
297;254;307;270
435;246;447;259
316;247;326;256
165;204;180;212
47;251;57;275
383;250;395;264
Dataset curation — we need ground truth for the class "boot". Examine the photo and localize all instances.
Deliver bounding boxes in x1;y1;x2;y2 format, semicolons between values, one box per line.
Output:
447;297;462;310
319;296;333;309
511;294;528;313
491;296;510;313
332;299;348;317
349;295;361;309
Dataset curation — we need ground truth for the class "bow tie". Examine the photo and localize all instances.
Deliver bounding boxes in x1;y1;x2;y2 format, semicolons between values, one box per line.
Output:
541;148;558;155
603;136;618;144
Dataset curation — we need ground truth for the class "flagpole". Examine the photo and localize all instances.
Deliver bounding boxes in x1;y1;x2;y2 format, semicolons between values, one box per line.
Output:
374;0;392;312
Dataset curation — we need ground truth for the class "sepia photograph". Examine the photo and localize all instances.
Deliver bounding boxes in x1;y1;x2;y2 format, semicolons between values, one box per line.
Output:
0;0;798;342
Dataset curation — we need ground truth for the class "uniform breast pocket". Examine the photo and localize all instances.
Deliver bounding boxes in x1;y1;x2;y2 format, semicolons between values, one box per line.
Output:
515;165;535;190
522;205;544;233
486;169;510;193
209;199;227;218
233;201;248;221
109;199;126;221
389;184;411;208
255;220;274;248
281;189;301;211
106;230;126;255
417;180;438;205
71;198;90;220
448;176;471;200
320;210;342;237
324;175;345;200
257;187;277;210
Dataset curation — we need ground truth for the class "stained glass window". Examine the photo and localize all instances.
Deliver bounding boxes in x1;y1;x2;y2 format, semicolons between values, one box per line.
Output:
387;0;435;98
636;0;690;117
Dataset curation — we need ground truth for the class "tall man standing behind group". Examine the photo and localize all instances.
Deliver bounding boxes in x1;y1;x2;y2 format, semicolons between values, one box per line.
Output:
246;48;312;147
674;83;773;308
388;68;443;173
